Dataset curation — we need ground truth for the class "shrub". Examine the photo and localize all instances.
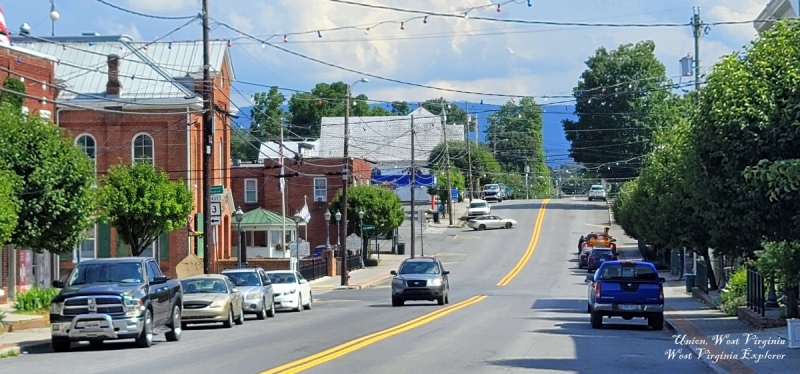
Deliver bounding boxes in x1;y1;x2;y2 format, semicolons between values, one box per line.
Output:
14;288;60;313
720;267;748;316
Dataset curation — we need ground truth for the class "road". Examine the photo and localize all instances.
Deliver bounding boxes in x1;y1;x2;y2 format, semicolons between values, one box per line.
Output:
0;199;711;374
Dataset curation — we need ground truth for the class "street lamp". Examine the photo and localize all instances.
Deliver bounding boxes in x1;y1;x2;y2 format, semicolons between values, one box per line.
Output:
342;78;369;287
335;211;342;248
292;213;304;273
49;0;59;36
324;210;332;250
234;206;244;269
358;210;365;260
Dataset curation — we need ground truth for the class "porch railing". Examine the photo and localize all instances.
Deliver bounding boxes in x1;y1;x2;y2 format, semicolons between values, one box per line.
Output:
299;257;328;281
746;267;766;317
696;260;709;294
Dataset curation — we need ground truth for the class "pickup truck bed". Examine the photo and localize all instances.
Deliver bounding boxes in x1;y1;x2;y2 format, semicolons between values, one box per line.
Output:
586;261;665;330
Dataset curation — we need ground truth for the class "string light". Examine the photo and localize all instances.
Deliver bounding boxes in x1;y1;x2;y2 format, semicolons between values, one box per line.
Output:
283;35;288;43
527;0;532;7
423;16;427;24
364;28;370;35
262;42;266;48
400;22;404;30
317;30;322;38
496;4;501;12
168;42;172;49
227;40;232;47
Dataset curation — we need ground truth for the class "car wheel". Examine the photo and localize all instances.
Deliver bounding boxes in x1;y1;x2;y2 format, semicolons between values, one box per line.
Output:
649;313;664;331
165;305;182;342
257;298;267;320
504;222;512;229
587;303;591;313
135;309;154;348
588;268;592;273
51;337;71;352
223;307;234;328
267;299;276;318
444;293;449;304
478;224;486;231
294;295;303;312
392;297;404;307
590;310;603;329
234;306;244;325
303;293;312;310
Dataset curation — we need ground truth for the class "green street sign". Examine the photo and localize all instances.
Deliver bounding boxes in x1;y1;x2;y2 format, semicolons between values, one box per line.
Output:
210;185;224;194
362;225;375;230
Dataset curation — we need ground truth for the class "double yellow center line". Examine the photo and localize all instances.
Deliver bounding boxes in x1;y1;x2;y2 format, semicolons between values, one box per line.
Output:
496;199;550;286
260;295;487;374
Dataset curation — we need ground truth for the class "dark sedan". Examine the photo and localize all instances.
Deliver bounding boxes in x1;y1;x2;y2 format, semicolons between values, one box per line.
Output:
587;248;617;272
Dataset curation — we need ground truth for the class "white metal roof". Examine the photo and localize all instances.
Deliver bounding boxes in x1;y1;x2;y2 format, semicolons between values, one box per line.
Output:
258;140;320;161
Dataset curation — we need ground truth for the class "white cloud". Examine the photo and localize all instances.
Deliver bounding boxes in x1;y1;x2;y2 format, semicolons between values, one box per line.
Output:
97;20;143;41
123;0;196;13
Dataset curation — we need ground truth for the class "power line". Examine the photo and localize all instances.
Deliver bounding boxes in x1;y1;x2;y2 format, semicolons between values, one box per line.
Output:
94;0;198;20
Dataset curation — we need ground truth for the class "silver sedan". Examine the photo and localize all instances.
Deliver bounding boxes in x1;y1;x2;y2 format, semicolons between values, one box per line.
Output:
467;215;517;230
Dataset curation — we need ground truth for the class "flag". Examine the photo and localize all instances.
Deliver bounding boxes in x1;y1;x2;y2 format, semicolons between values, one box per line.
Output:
278;143;285;194
298;202;311;223
0;6;11;46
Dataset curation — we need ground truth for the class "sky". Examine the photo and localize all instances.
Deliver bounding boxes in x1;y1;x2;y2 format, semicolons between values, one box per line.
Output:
1;0;772;166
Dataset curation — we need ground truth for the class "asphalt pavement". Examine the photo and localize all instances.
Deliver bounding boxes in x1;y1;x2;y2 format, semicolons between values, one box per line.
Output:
0;198;712;374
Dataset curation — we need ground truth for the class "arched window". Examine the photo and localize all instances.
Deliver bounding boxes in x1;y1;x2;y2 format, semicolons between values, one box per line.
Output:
75;134;97;173
132;133;154;165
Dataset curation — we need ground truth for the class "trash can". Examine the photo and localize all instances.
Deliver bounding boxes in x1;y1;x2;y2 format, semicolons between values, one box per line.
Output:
685;274;696;293
397;242;405;255
433;212;440;223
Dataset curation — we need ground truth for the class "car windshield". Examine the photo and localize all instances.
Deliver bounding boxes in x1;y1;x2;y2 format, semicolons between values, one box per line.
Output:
592;250;614;259
483;185;499;191
599;263;658;281
267;273;296;284
470;202;487;208
224;272;261;287
181;279;229;294
591;186;604;191
67;262;144;286
398;261;440;275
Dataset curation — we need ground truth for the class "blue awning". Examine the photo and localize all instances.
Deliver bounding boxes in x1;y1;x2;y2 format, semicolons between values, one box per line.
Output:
371;174;436;187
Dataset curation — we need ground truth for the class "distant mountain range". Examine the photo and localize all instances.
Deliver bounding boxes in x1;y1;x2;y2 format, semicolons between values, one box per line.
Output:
232;103;576;168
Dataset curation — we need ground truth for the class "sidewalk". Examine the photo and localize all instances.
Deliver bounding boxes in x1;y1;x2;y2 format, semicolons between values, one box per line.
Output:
425;201;468;229
310;253;408;291
1;302;50;357
661;273;797;374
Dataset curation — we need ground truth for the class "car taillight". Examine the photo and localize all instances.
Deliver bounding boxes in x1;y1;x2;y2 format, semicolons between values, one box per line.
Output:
589;255;595;260
659;284;664;301
594;282;601;298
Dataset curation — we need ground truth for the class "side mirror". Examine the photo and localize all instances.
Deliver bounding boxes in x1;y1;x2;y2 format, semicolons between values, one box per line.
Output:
232;288;240;293
152;275;168;285
390;270;397;275
52;280;65;288
585;275;594;283
442;270;450;275
299;279;308;284
659;277;666;283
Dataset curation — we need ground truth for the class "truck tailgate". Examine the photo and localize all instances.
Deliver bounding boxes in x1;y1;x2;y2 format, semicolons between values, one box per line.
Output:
598;280;661;304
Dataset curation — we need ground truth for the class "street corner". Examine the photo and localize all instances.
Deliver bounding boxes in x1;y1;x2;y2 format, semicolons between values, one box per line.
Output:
354;273;394;289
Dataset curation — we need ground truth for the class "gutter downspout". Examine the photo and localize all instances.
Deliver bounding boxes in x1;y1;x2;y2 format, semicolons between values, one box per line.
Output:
187;106;193;256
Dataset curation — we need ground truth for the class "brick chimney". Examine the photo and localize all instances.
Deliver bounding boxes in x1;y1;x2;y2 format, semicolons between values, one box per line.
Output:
106;54;121;97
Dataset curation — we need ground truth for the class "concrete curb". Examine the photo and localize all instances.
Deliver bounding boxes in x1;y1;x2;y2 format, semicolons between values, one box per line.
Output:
312;273;393;291
0;340;51;358
664;317;729;374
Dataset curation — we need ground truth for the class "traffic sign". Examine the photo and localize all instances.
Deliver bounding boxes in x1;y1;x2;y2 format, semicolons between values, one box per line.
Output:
451;188;458;200
210;216;221;226
210;202;221;217
210;185;224;195
211;194;221;203
362;225;375;230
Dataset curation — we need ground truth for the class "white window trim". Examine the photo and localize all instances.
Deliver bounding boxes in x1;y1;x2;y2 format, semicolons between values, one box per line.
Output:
73;223;97;263
131;132;155;167
140;240;159;260
313;178;327;202
244;178;258;203
74;133;97;175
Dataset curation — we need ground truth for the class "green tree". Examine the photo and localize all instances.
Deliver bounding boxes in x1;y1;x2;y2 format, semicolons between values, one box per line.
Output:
369;106;392;116
0;77;26;109
391;101;410;115
230;128;260;161
428;141;502;195
562;40;672;179
328;185;405;261
250;87;286;140
0;105;96;254
755;240;800;318
426;169;466;203
0;170;20;246
98;162;194;256
287;82;372;138
421;98;474;132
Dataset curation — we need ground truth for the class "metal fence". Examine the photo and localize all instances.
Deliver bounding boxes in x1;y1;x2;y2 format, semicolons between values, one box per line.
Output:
696;260;709;294
746;267;766;317
299;257;328;281
347;254;363;272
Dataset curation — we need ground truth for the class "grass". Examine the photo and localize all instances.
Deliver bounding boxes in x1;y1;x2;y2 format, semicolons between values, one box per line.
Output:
0;349;19;359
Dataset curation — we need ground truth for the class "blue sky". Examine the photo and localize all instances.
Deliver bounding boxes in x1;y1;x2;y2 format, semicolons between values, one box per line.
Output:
1;0;768;163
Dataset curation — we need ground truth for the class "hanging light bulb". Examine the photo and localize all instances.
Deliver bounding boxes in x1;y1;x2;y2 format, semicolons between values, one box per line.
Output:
527;0;532;7
364;28;370;35
168;42;172;50
284;35;288;43
464;12;469;18
480;99;484;105
317;30;322;38
601;87;606;93
423;16;428;24
497;4;501;12
543;96;548;101
400;22;404;30
317;99;323;105
588;99;592;103
227;40;232;47
262;42;266;48
628;83;633;89
62;44;66;51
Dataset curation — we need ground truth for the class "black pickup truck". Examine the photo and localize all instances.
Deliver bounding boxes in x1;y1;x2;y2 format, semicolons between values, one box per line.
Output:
49;257;183;351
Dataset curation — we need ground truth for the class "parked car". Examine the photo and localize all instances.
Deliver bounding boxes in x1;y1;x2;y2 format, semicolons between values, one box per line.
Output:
586;248;618;272
467;199;491;217
585;261;665;330
467;215;517;230
481;184;506;202
49;257;183;352
221;267;276;320
588;184;607;201
390;257;450;307
265;271;313;312
181;274;245;328
578;247;593;269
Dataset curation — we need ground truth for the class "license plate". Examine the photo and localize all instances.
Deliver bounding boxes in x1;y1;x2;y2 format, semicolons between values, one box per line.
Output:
81;321;102;329
620;304;639;311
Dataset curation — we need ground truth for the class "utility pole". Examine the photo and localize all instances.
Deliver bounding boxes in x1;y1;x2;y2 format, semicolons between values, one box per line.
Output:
201;0;212;274
280;119;288;271
692;7;702;102
442;104;454;225
467;113;474;202
492;119;497;155
410;115;416;259
341;84;351;286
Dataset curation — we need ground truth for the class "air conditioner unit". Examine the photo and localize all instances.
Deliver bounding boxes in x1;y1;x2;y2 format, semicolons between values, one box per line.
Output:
315;196;324;202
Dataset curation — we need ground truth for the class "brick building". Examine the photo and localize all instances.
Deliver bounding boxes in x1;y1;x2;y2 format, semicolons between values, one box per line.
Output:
0;43;57;303
229;157;372;253
15;34;236;277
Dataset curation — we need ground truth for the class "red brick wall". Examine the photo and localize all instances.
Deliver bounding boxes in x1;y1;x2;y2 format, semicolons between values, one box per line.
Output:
0;46;56;116
229;158;372;250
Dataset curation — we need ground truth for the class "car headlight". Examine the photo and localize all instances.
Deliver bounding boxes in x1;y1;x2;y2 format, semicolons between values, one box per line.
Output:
49;302;63;315
123;297;145;317
246;293;260;300
429;278;442;286
392;278;405;286
282;289;297;296
210;301;225;308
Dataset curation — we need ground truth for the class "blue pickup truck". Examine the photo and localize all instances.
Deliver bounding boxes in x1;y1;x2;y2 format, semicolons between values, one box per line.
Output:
585;261;665;330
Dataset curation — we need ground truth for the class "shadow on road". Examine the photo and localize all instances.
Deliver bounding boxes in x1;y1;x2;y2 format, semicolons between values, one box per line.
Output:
367;303;440;308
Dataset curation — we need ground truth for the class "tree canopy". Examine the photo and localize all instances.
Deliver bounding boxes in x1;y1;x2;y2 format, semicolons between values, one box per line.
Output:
563;40;672;179
0;169;20;246
421;98;475;132
98;162;194;257
328;184;405;239
0;105;96;255
250;86;286;140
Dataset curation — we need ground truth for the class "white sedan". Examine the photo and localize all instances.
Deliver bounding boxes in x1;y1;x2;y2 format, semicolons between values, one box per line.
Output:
467;215;517;230
265;271;312;312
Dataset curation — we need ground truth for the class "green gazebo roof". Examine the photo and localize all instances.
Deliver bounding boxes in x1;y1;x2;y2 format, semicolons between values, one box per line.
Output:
236;207;299;227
